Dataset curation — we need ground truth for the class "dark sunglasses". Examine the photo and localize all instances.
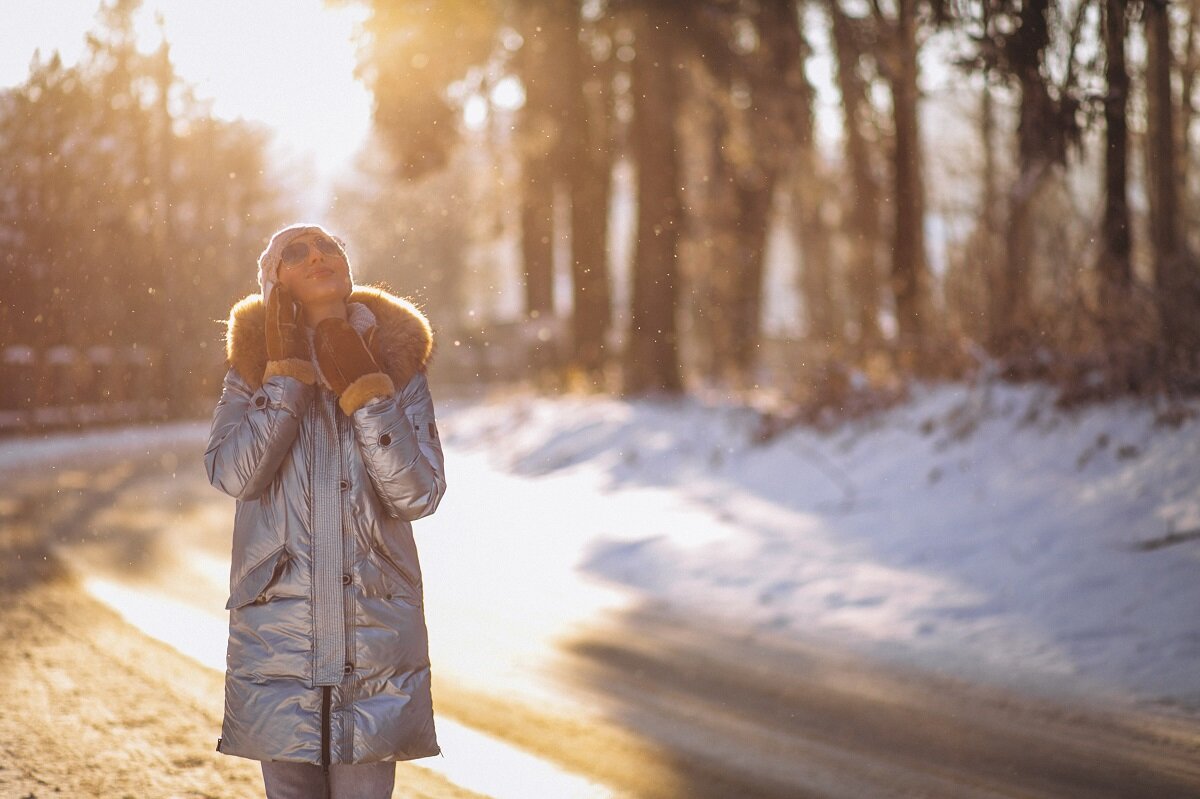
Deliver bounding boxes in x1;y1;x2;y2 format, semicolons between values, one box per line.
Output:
280;236;344;267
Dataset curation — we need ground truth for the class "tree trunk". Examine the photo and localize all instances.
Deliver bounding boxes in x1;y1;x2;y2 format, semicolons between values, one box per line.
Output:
688;0;800;388
995;0;1053;358
1097;0;1132;308
792;0;840;345
1145;0;1178;263
725;0;811;382
517;3;559;320
794;196;838;345
565;5;614;381
977;73;1002;346
624;6;684;395
705;98;779;387
791;33;839;349
705;105;740;383
827;2;882;350
887;0;932;367
727;171;778;386
1180;0;1198;223
518;137;555;319
793;157;838;345
1146;0;1200;365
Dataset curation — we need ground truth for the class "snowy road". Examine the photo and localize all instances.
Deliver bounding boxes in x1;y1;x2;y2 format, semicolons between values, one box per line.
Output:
3;420;1200;797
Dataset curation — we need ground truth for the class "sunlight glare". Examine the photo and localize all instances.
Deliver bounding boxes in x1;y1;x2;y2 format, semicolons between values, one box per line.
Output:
5;0;372;204
490;75;525;110
135;1;373;181
425;722;614;799
83;576;227;672
464;94;489;131
419;448;641;713
81;575;615;799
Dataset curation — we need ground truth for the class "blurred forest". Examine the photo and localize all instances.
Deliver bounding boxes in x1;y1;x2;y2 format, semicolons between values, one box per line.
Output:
3;0;1200;429
0;1;285;420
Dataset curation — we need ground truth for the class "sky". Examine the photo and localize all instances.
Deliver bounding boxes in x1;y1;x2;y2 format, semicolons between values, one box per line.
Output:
3;0;374;212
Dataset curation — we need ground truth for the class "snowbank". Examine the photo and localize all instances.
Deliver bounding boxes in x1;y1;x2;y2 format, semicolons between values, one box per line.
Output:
441;381;1200;712
7;380;1196;713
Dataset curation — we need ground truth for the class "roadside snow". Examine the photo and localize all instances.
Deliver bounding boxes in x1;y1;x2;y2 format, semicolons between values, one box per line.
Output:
439;381;1200;712
5;379;1195;713
0;421;209;470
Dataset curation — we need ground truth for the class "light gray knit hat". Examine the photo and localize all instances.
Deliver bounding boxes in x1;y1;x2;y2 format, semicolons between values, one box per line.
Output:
256;223;352;303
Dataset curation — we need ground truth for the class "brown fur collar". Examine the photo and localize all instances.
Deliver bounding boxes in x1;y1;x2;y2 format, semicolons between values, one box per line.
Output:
224;284;435;391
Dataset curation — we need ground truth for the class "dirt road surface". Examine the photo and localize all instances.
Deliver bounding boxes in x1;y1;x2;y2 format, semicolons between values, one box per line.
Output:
2;429;1198;798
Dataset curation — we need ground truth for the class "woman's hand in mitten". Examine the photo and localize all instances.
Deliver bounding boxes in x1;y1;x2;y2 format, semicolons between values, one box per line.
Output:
263;285;315;384
313;318;396;415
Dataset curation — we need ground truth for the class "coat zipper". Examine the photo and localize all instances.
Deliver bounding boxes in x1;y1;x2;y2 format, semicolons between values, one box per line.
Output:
337;405;355;762
321;684;332;799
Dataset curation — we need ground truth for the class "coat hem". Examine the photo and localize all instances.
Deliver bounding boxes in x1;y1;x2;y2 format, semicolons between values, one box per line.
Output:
215;742;443;764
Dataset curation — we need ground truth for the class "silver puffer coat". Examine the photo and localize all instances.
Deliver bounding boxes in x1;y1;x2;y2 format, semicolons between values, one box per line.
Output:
203;285;446;765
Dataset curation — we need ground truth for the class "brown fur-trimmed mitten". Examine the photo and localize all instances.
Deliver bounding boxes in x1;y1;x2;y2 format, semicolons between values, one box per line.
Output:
314;318;396;415
263;285;316;384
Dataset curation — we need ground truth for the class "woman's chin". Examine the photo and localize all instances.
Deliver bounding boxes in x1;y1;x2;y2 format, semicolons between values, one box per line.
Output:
293;281;349;306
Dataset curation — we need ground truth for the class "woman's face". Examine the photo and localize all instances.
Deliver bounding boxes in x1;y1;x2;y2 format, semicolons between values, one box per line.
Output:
277;231;352;309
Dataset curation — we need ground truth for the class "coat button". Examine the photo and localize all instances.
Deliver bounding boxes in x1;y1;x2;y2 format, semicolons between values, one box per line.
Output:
379;433;392;447
254;395;267;408
339;480;349;491
341;573;351;586
256;593;267;603
343;663;354;675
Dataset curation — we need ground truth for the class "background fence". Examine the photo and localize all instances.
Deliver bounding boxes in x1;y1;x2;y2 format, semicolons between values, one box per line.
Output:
0;344;170;434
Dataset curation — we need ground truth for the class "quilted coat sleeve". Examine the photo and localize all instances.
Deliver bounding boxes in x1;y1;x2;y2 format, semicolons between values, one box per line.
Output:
204;366;314;500
352;370;447;522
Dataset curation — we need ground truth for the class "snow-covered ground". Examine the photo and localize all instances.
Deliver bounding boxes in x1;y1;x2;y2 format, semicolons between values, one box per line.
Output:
6;377;1198;717
439;379;1200;713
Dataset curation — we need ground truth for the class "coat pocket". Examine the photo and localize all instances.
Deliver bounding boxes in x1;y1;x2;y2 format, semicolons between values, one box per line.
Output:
412;413;439;444
225;544;290;610
368;542;422;605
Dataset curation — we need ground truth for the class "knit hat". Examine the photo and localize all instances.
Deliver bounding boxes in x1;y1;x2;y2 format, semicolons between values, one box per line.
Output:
256;223;353;304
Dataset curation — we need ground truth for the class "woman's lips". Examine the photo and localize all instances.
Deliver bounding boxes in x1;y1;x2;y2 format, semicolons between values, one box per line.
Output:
308;268;334;279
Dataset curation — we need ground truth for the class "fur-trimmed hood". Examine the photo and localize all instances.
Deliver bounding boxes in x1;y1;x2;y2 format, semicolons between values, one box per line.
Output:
223;284;435;391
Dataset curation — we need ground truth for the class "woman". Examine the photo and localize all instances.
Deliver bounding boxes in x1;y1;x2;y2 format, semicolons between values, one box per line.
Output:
204;223;447;799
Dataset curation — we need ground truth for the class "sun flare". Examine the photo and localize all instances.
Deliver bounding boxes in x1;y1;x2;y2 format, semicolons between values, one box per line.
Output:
5;0;372;202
